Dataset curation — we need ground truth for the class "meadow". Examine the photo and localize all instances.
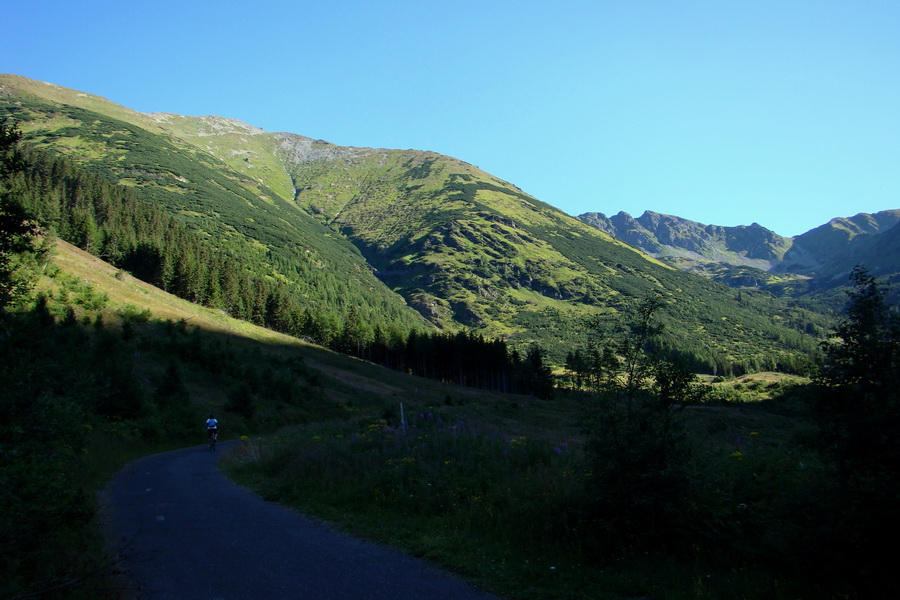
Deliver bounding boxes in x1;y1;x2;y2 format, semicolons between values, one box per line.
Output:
223;383;847;600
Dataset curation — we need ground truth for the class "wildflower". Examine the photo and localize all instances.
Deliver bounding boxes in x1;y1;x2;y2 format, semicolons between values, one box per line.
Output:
730;450;743;460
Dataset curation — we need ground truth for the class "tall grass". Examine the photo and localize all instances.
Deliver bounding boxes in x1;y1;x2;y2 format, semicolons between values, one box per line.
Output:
223;404;843;600
226;414;603;597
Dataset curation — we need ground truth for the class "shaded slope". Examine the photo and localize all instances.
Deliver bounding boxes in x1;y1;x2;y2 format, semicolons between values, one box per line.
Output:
778;210;900;278
580;208;900;303
579;210;792;270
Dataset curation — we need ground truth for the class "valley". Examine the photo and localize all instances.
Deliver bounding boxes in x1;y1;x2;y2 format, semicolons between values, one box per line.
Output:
2;73;899;599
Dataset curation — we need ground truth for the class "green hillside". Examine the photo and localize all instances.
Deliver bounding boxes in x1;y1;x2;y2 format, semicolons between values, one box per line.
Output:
281;145;827;372
0;75;429;340
0;74;830;374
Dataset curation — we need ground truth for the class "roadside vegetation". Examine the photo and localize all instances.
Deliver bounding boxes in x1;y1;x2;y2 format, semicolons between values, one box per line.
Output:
224;280;898;599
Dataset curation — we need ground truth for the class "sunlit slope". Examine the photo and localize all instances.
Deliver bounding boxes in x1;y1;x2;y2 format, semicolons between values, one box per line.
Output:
44;239;475;408
141;112;296;203
281;143;664;322
0;75;429;333
0;75;295;202
277;141;825;369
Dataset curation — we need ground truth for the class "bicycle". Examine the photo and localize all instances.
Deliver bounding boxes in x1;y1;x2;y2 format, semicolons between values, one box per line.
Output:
208;430;218;451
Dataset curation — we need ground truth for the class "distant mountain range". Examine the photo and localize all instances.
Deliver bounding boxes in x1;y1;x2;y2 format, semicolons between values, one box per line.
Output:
2;73;890;374
579;209;900;297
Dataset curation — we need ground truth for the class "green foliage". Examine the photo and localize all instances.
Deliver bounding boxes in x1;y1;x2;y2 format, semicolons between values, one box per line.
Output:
582;296;707;551
0;307;139;597
0;287;329;597
225;388;859;599
818;266;899;390
287;140;827;375
812;267;900;596
227;381;257;419
0;119;41;311
1;87;832;378
9;79;884;596
225;416;592;599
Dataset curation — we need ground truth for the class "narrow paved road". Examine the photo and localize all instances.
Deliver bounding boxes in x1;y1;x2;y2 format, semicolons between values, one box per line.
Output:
103;442;500;600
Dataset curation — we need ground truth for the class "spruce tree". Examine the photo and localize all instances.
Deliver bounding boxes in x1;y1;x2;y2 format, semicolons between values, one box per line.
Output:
0;120;38;311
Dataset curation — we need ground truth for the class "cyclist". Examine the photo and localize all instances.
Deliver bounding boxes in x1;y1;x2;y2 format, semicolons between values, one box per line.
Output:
206;414;219;443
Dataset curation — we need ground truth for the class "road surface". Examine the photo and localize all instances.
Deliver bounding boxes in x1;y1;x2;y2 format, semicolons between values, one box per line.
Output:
103;442;500;600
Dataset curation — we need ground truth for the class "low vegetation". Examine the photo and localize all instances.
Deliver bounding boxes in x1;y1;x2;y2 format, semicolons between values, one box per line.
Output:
224;281;897;599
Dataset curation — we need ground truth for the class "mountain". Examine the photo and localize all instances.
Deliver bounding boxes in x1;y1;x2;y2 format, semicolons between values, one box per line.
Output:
579;211;792;270
0;74;430;338
0;74;830;373
580;209;900;300
777;211;900;281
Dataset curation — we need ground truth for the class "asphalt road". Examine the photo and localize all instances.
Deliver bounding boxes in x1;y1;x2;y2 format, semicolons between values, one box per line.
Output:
103;441;500;600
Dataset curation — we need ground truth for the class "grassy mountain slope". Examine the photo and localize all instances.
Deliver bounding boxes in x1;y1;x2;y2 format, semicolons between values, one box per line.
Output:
279;145;828;368
42;238;491;410
1;74;829;372
0;74;428;335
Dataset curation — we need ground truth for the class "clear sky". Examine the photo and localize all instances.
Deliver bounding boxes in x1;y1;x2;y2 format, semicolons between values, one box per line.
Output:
3;0;899;236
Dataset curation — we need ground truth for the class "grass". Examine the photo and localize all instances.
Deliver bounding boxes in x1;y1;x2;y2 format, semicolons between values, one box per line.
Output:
223;413;598;598
47;240;307;344
221;381;839;600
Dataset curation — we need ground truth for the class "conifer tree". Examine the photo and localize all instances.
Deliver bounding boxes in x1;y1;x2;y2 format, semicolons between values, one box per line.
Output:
0;120;38;311
814;266;900;593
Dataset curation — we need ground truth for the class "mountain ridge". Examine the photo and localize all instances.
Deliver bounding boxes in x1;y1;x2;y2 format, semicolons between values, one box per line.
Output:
579;208;900;297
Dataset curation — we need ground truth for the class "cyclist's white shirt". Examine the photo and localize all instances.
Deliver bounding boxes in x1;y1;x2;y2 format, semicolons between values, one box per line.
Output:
207;419;218;429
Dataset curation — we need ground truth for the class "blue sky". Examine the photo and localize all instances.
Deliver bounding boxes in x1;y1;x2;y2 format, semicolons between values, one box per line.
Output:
3;0;899;236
